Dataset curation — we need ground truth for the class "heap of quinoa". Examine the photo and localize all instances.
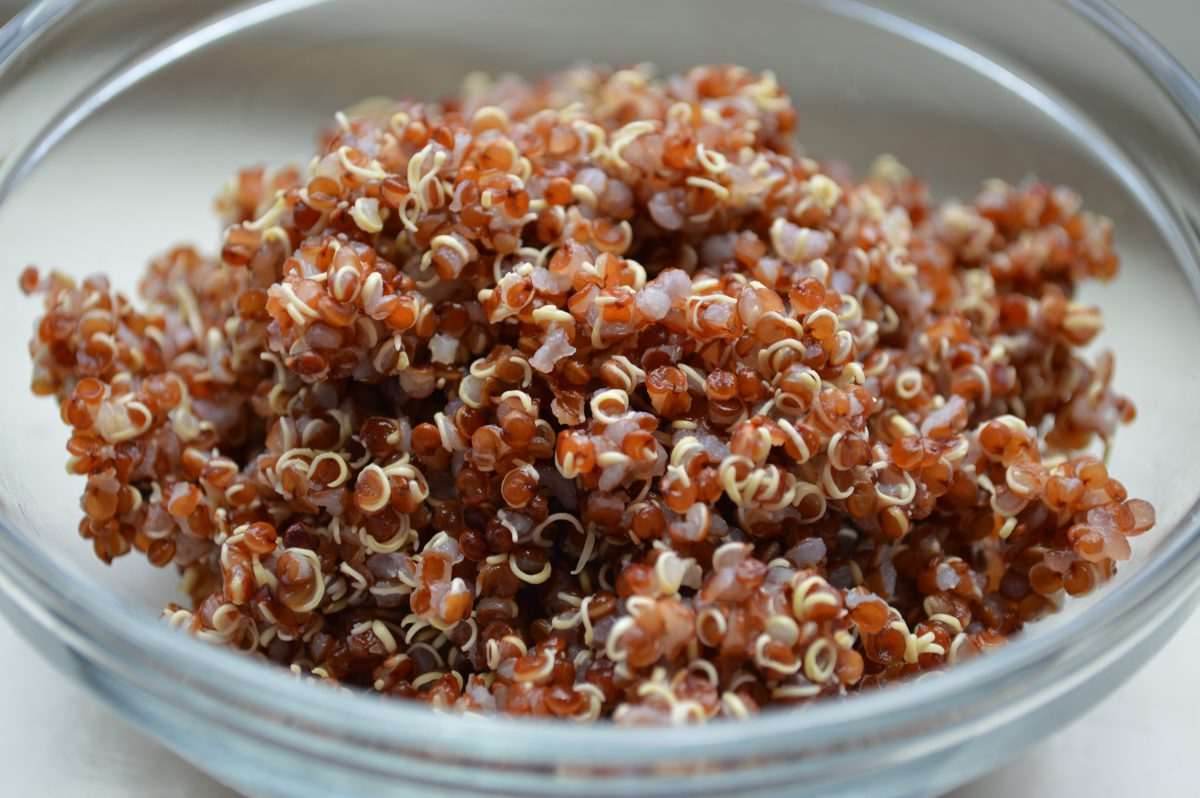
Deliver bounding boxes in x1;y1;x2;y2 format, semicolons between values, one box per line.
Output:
23;64;1152;723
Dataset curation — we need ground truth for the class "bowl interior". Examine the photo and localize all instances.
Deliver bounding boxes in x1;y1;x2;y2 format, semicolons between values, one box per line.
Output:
0;0;1196;658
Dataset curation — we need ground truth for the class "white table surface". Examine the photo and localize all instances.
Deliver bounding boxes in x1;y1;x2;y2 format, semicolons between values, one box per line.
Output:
2;1;1197;796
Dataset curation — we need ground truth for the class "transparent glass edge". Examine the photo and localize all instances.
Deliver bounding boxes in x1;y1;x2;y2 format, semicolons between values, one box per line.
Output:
0;0;76;65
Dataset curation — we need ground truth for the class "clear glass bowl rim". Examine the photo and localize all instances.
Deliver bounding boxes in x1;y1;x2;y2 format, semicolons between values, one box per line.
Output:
0;0;1198;768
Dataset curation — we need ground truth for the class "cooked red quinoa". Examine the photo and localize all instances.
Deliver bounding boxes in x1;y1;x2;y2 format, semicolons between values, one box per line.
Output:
23;64;1154;723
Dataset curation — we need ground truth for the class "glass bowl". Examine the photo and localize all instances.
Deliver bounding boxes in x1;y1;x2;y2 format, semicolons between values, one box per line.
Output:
1;1;1199;796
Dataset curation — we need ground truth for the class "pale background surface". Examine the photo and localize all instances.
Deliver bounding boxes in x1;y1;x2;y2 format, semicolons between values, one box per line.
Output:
0;1;1196;796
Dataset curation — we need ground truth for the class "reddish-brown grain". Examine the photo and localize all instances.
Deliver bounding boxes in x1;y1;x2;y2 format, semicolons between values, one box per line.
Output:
22;64;1152;724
